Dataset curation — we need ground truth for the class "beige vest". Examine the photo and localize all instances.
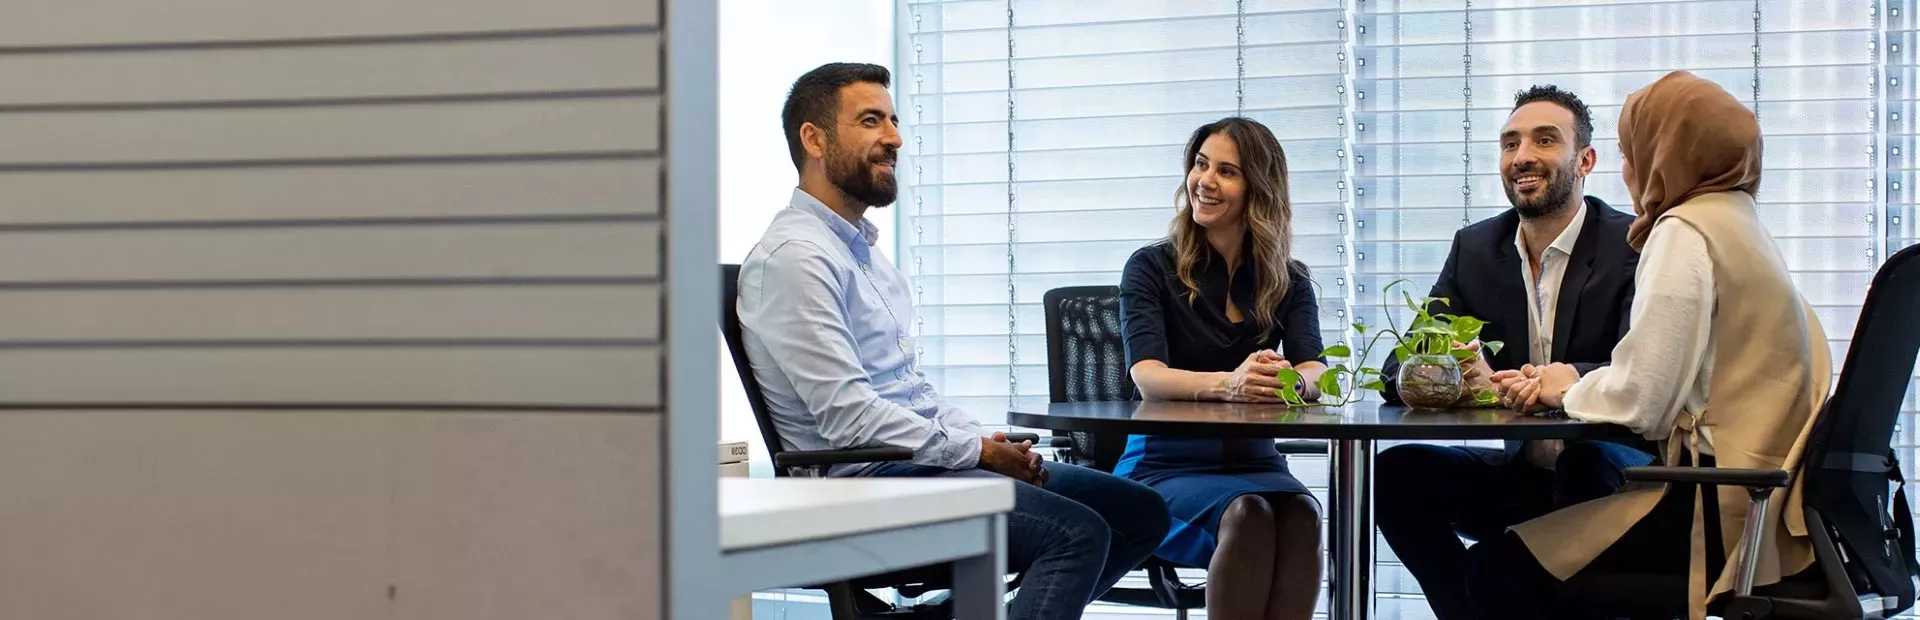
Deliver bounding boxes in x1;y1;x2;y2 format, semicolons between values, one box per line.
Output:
1510;191;1833;619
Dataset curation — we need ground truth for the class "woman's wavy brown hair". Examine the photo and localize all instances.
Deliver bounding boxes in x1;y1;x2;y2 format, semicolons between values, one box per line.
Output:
1169;117;1295;336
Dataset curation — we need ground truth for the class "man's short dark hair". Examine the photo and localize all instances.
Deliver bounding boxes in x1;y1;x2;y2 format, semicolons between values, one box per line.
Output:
782;62;892;172
1513;85;1594;149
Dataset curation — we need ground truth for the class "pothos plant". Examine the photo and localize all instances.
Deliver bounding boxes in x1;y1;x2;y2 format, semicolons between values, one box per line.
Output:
1272;279;1505;407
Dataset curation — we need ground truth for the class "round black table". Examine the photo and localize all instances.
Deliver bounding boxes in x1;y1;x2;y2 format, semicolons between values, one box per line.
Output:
1008;400;1636;620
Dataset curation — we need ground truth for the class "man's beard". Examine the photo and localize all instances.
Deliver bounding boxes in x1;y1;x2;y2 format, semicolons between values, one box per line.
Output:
1504;155;1579;219
826;138;898;208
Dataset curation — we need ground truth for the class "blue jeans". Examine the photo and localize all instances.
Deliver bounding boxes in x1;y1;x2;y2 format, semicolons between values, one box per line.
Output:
858;460;1171;620
1375;440;1654;620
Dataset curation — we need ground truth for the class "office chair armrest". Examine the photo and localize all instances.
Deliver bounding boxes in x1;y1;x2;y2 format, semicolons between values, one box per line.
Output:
1275;440;1329;455
1627;465;1791;597
1625;466;1789;489
1015;434;1074;462
999;432;1072;448
773;446;916;470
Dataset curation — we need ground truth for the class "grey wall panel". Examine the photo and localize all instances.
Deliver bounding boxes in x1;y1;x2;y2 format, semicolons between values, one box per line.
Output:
0;1;673;616
0;159;661;224
0;348;660;408
0;97;660;164
2;0;660;47
0;411;664;620
0;222;660;283
0;34;659;106
390;412;664;619
0;410;392;620
0;285;659;342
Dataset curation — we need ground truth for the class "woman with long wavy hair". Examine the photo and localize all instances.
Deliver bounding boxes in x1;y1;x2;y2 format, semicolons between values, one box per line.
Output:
1114;117;1325;619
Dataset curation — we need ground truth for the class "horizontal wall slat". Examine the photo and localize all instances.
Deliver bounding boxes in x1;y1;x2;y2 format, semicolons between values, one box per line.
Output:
0;97;659;164
0;348;659;407
0;33;659;106
3;0;659;48
0;285;658;341
0;222;660;282
0;159;660;224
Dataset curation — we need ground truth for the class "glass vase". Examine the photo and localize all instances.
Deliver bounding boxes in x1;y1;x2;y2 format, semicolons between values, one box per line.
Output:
1396;353;1465;408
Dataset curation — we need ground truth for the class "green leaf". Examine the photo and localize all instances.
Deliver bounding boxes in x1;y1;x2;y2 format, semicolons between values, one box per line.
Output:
1482;340;1505;357
1450;316;1487;344
1274;368;1304;404
1406;315;1432;335
1392;343;1410;364
1410;325;1454;336
1472;388;1501;406
1403;290;1422;314
1322;344;1352;358
1450;347;1478;361
1316;371;1343;400
1360;379;1387;392
1429;296;1451;310
1352;322;1369;334
1357;366;1382;376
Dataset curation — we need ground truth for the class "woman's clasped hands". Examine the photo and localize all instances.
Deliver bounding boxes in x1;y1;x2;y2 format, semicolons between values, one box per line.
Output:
1216;349;1316;403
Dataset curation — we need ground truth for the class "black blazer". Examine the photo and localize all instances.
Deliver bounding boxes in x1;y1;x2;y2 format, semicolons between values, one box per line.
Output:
1381;195;1638;404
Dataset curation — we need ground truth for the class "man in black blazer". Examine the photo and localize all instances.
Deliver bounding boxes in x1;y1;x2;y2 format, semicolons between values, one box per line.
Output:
1373;86;1656;620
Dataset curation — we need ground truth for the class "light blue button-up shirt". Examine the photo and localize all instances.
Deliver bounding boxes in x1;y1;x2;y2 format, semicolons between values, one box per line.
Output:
737;188;986;473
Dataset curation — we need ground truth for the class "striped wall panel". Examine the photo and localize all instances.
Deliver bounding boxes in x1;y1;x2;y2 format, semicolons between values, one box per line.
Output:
0;1;672;619
0;9;662;410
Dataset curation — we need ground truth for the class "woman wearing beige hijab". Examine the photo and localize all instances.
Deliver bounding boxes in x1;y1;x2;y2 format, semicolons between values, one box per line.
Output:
1471;71;1834;619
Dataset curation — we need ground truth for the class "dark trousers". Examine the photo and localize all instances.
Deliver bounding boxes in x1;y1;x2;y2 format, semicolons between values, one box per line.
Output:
1463;457;1725;620
1375;441;1655;620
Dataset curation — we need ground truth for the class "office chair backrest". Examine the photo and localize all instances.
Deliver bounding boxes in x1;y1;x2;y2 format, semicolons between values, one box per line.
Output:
1043;285;1138;472
721;263;797;477
1802;243;1920;610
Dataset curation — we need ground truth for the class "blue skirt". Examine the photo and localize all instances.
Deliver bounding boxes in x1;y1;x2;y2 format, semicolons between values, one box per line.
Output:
1114;436;1312;568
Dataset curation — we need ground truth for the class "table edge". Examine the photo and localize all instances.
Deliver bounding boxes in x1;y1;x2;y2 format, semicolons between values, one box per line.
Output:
1006;410;1636;441
719;478;1014;551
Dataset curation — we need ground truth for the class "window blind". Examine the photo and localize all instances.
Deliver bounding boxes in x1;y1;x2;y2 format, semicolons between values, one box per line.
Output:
898;0;1352;425
1890;1;1920;520
1351;0;1887;614
901;1;1914;618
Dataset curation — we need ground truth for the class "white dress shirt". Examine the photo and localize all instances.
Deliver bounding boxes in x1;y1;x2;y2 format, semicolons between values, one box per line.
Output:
1561;219;1717;454
1518;201;1585;469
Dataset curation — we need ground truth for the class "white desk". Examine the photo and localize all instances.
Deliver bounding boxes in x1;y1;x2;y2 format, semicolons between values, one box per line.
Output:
717;478;1015;619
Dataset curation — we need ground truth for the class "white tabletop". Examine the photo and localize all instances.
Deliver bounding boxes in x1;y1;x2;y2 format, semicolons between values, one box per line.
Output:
719;477;1015;551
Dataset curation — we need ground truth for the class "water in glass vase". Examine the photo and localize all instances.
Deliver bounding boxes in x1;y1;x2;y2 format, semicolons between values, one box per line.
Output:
1396;353;1464;408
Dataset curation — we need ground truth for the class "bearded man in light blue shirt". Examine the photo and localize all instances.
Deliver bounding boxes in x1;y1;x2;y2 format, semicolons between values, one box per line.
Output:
738;62;1171;620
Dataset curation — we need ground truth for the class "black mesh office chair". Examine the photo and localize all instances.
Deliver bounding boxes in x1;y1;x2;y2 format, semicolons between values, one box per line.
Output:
1550;243;1920;619
723;263;1037;619
1041;285;1329;618
723;263;945;619
1041;286;1200;615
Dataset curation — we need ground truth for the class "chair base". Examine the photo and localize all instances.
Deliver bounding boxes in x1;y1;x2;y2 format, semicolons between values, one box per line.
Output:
824;583;952;620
